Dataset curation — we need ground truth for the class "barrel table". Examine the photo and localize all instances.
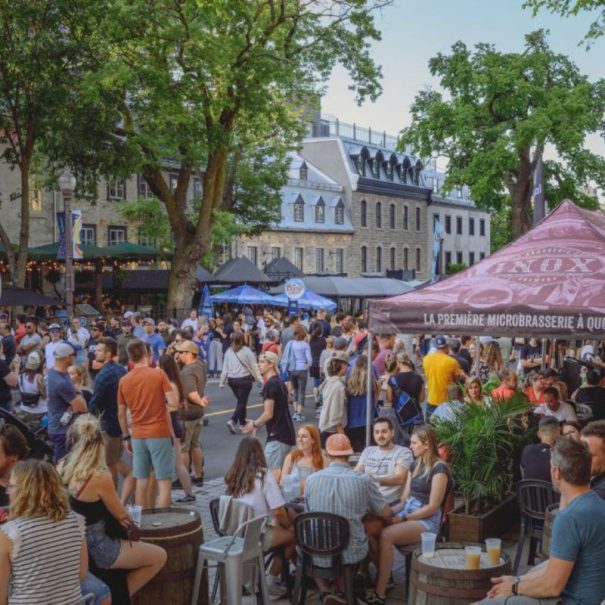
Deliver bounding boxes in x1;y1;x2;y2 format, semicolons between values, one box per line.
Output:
408;543;511;605
542;504;559;558
132;507;208;605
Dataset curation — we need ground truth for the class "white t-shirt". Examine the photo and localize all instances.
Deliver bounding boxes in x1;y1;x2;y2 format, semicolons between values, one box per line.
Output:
235;472;285;524
67;327;90;347
44;341;65;371
181;318;199;332
534;401;577;423
358;444;414;503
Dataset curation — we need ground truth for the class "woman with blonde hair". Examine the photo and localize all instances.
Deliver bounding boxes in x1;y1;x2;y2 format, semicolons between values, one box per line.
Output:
363;425;451;605
346;354;378;452
68;363;93;404
484;341;504;379
280;424;327;490
465;377;488;405
61;414;167;598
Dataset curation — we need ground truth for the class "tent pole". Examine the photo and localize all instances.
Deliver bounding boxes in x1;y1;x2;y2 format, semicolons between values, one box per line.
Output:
541;338;547;372
366;331;373;448
474;336;481;377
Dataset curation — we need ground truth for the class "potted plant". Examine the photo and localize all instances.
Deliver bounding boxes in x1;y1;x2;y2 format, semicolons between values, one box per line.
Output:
433;393;532;542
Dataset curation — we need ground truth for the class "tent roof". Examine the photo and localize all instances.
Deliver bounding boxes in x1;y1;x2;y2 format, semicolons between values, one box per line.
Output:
213;257;272;284
270;275;412;298
195;265;214;282
28;242;107;260
368;200;605;337
0;285;59;307
264;257;304;280
99;242;162;259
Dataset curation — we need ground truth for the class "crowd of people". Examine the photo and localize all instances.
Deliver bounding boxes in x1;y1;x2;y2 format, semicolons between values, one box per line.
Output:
0;303;605;603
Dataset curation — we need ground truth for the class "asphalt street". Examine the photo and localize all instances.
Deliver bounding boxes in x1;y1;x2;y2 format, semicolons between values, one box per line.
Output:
200;378;316;480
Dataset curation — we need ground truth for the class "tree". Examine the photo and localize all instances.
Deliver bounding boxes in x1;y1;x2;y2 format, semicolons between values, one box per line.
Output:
525;1;605;45
89;0;388;311
400;30;605;240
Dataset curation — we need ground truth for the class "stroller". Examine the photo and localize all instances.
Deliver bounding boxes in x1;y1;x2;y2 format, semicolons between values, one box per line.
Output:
0;408;53;461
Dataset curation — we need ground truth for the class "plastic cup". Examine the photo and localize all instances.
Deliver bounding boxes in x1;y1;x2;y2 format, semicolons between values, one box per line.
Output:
421;532;437;558
465;546;481;570
128;504;142;527
485;538;502;565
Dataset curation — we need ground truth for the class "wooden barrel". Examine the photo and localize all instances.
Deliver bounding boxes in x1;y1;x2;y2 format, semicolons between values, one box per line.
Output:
132;507;208;605
542;504;559;558
409;543;512;604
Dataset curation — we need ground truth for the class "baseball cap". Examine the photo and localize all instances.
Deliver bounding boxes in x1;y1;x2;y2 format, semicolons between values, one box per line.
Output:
435;335;448;349
54;343;75;359
121;318;131;326
333;337;348;350
142;317;155;326
123;311;134;319
25;353;41;370
259;351;279;367
325;433;354;457
174;340;199;355
49;323;61;331
331;351;350;363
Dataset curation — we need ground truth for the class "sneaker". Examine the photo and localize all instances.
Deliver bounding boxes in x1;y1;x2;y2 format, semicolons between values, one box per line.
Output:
265;574;286;597
175;494;196;503
191;476;204;486
297;414;306;421
171;479;182;490
291;412;300;421
226;419;237;434
321;592;346;605
357;592;386;605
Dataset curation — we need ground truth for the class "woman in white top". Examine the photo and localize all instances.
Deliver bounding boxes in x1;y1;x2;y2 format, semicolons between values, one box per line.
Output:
284;325;312;422
16;353;47;432
0;459;91;605
220;332;262;433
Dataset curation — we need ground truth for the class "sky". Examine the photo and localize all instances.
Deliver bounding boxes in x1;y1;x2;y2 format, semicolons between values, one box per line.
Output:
321;0;605;161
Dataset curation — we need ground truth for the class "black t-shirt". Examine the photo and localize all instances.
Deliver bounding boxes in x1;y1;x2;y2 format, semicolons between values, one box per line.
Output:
2;335;16;366
263;375;296;446
521;343;542;374
309;336;326;368
453;354;470;374
393;371;424;402
459;348;472;367
576;386;605;420
0;483;7;507
0;359;11;405
311;319;331;338
409;460;451;505
521;443;552;482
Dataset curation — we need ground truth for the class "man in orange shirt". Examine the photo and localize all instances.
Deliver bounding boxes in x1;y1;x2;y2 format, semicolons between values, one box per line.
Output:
491;369;518;402
118;338;177;507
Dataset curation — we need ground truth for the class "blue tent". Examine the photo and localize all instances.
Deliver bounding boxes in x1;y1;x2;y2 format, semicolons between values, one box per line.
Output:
271;290;337;312
209;285;274;306
198;284;213;319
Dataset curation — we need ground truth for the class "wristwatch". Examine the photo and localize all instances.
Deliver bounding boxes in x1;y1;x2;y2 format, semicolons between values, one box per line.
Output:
512;576;521;595
122;435;131;442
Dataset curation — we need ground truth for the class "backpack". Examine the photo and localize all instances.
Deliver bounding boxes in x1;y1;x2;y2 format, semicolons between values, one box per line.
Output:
388;376;423;428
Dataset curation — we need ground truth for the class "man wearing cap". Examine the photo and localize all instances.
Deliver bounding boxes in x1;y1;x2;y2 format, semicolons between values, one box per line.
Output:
43;323;65;372
175;340;209;487
305;433;391;600
17;318;42;359
422;335;465;420
242;351;296;473
47;342;88;461
106;316;122;339
142;317;165;362
117;320;136;366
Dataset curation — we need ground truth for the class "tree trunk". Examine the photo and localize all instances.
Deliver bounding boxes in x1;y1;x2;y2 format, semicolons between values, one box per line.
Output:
14;156;32;288
166;242;200;320
511;149;533;239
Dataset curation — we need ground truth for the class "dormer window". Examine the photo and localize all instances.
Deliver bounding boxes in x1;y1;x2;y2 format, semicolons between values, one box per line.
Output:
299;162;308;181
294;196;304;222
315;197;325;223
335;199;345;225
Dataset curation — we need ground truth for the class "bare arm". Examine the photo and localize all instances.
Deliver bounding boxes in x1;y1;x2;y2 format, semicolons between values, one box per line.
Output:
405;472;448;520
280;453;294;486
391;473;412;515
374;465;409;488
2;371;17;389
96;472;130;527
79;537;88;582
69;393;88;413
0;533;11;605
241;397;275;434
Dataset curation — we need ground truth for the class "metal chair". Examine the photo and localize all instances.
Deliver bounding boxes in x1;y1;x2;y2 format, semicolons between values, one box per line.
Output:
291;512;354;605
513;479;560;574
190;514;270;605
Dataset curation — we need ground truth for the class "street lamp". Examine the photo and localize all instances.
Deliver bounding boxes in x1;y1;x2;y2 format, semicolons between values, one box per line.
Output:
59;170;77;318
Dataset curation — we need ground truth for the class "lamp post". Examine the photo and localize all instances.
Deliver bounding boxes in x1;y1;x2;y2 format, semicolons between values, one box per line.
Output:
59;170;77;318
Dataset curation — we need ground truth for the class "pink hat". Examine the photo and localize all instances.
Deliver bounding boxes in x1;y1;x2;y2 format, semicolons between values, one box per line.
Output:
325;433;354;457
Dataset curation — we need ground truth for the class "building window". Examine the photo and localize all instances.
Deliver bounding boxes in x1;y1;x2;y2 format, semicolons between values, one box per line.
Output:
333;248;344;273
335;200;345;225
445;251;452;267
376;247;382;273
403;205;409;231
415;206;421;231
361;246;367;273
193;178;202;200
271;247;281;260
403;247;409;270
80;224;96;246
107;226;127;246
469;217;475;236
294;196;304;222
480;252;486;260
433;213;440;231
315;198;325;223
480;218;485;237
457;187;463;198
456;216;463;235
247;246;258;266
169;173;179;194
445;215;451;234
30;181;43;212
469;251;475;265
376;202;382;228
433;178;440;194
360;199;367;227
137;228;156;247
415;248;421;272
390;247;396;271
137;175;153;199
107;179;126;201
299;163;308;181
294;247;304;271
457;251;463;264
316;248;325;273
389;204;396;229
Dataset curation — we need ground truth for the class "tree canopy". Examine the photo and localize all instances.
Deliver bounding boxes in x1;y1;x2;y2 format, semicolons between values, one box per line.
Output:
400;30;605;241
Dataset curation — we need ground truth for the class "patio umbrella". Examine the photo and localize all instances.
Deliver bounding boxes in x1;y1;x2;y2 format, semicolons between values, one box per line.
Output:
209;285;274;306
28;241;106;260
0;285;59;307
98;242;163;260
271;290;337;311
198;284;213;319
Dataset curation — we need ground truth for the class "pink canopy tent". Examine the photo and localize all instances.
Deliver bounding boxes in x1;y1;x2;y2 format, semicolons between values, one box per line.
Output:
368;200;605;338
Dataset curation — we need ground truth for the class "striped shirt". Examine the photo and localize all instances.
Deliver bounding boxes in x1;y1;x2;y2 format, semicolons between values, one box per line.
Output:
305;462;386;565
1;511;85;605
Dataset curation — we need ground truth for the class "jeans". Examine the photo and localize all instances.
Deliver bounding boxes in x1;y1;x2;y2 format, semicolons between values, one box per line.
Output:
50;433;69;463
228;376;254;425
289;370;308;408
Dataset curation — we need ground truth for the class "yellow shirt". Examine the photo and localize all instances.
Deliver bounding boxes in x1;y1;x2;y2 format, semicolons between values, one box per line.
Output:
422;351;461;405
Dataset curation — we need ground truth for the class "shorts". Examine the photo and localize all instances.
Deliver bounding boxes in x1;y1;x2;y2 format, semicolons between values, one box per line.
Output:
102;432;123;466
81;571;112;605
264;440;292;470
261;526;274;552
418;510;442;534
171;411;185;440
181;418;203;453
86;520;122;569
132;436;174;480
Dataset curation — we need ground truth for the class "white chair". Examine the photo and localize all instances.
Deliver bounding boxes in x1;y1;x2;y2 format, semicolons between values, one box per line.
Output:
190;514;269;605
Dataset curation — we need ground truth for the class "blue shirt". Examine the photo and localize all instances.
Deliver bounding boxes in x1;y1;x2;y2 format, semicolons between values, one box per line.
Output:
88;361;127;437
47;369;77;435
145;333;165;362
550;490;605;604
